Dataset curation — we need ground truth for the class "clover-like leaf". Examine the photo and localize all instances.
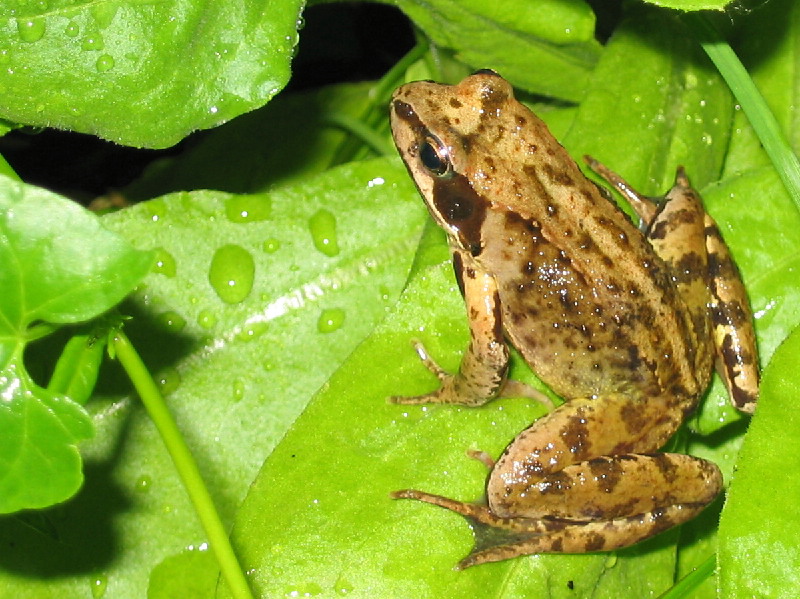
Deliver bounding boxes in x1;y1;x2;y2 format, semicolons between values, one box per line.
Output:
0;175;153;512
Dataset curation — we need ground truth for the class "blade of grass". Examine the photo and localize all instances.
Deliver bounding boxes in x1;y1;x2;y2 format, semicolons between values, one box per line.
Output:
658;553;715;599
112;330;254;599
687;12;800;213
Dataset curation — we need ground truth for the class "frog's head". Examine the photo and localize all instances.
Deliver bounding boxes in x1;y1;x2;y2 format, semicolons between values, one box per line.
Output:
389;71;519;257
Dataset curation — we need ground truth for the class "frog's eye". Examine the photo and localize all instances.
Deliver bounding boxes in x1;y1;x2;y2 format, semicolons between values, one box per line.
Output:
419;136;452;177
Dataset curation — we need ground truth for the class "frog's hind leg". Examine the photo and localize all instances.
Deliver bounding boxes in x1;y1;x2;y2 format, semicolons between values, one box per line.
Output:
704;213;759;413
392;479;714;569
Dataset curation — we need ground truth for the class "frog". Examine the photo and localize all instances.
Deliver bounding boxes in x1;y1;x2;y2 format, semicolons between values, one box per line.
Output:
388;70;759;569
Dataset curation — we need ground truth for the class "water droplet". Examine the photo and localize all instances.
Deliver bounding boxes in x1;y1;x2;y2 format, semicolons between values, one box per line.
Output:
17;17;46;43
317;308;344;333
309;209;339;257
156;367;181;396
237;321;268;342
135;474;152;493
284;582;323;597
334;577;354;595
152;248;176;277
95;54;115;72
156;311;186;332
90;574;108;598
81;34;104;51
197;309;218;329
209;244;255;304
65;20;79;37
232;379;245;402
263;238;281;253
225;195;271;223
144;199;167;221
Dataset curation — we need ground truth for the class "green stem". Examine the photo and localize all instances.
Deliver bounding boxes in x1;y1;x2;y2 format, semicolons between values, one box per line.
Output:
112;331;253;599
658;553;715;599
323;112;394;156
329;37;429;165
687;12;800;213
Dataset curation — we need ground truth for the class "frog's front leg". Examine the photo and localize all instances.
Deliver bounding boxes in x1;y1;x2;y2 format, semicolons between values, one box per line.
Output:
391;250;511;406
394;394;722;568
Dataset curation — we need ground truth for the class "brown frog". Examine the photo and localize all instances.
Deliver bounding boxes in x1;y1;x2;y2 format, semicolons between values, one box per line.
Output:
389;70;759;569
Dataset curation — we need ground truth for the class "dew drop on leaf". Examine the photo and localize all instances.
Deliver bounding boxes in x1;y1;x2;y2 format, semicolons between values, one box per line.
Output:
197;309;218;330
16;17;46;43
95;54;115;72
284;582;324;597
317;308;344;334
225;195;271;223
90;574;108;598
262;238;281;253
64;20;79;37
237;321;268;342
156;311;186;333
81;34;104;51
152;247;176;277
334;576;354;595
135;474;152;493
156;367;181;396
309;209;339;257
232;379;245;402
208;244;255;304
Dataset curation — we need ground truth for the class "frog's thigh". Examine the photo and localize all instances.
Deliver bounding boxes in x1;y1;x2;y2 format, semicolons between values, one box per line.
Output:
392;251;509;406
495;453;722;521
704;214;759;413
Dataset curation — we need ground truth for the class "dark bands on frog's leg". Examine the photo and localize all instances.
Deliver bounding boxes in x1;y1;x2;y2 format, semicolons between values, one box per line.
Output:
704;216;759;412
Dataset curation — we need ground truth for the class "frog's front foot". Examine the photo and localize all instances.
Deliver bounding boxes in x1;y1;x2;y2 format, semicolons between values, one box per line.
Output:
390;340;554;409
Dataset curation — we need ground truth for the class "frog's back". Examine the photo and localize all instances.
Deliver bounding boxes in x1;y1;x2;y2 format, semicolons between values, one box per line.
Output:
479;195;707;403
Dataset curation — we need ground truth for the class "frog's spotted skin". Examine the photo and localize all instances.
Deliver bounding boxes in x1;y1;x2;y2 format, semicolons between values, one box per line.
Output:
389;71;759;568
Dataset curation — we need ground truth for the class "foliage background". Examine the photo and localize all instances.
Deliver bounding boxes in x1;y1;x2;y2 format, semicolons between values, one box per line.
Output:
0;0;798;597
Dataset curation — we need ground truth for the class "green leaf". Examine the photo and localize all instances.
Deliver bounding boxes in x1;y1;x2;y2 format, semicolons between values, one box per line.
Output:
0;0;304;148
0;176;154;328
391;0;601;102
563;10;732;193
125;82;378;199
0;177;152;512
148;547;218;599
640;0;730;10
718;325;800;598
0;359;94;512
0;158;426;597
227;261;681;598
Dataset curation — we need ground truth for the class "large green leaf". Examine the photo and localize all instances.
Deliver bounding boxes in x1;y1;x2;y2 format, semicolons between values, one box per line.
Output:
0;158;425;597
718;325;800;598
227;260;683;598
0;0;304;147
390;0;601;102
